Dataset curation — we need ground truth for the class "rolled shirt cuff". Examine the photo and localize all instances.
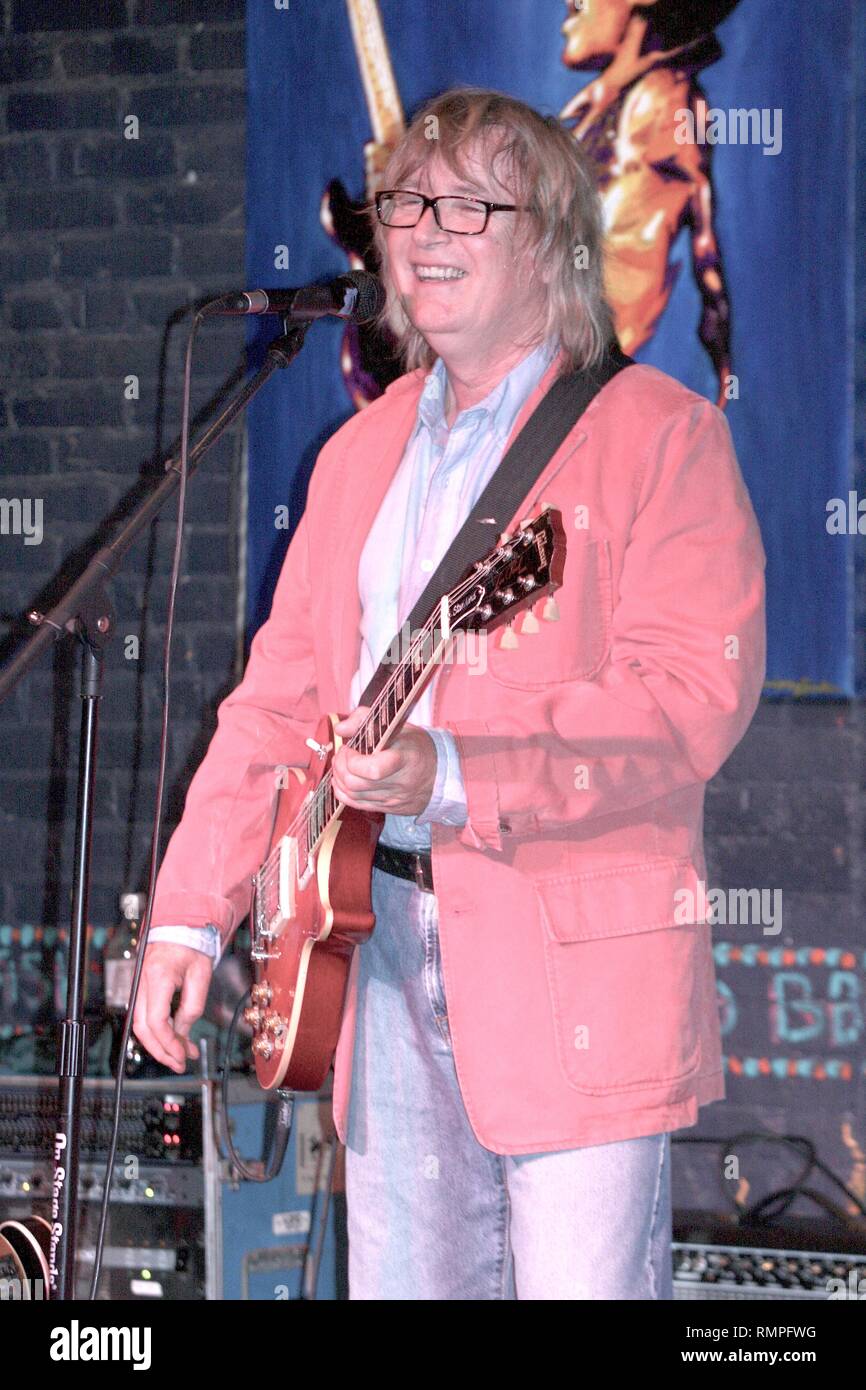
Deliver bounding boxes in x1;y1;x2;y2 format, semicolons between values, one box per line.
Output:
146;924;221;962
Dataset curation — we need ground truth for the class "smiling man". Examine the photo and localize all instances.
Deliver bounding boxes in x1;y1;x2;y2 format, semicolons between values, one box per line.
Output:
137;87;766;1301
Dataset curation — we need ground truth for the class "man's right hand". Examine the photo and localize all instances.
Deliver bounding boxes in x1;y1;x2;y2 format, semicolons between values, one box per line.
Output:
133;943;214;1074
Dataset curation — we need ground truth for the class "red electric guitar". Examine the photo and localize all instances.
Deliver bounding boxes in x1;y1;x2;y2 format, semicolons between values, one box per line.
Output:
246;507;566;1091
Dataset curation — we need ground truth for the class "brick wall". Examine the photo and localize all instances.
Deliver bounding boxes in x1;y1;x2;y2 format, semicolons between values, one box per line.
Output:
0;0;247;932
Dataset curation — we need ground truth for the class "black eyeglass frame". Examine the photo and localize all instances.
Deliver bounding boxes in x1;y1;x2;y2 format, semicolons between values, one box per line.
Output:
374;188;524;235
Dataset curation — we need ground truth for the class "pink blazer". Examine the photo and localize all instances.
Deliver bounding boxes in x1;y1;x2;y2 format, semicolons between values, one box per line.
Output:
151;355;766;1153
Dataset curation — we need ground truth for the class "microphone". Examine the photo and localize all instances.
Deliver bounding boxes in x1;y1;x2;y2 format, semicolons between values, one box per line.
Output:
203;270;384;324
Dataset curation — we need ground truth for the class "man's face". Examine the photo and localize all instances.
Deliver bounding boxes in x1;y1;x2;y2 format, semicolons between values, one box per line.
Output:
561;0;646;67
383;143;547;370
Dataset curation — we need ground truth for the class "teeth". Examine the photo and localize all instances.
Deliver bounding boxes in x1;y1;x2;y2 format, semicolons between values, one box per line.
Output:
415;266;466;280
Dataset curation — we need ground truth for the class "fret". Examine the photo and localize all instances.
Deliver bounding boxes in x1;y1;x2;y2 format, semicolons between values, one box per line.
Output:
288;510;559;861
305;618;443;854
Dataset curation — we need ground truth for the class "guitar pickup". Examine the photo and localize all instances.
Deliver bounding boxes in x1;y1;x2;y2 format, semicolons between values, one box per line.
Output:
278;834;300;921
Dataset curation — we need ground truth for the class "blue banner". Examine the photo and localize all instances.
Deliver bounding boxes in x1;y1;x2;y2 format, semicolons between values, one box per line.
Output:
245;0;857;694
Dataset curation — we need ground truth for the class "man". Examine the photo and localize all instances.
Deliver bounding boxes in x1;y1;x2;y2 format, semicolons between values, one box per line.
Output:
135;88;766;1300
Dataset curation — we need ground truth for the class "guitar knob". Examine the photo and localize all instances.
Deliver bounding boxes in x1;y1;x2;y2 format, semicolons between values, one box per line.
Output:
243;1007;263;1029
264;1012;287;1037
251;982;272;1005
252;1036;273;1060
542;596;560;622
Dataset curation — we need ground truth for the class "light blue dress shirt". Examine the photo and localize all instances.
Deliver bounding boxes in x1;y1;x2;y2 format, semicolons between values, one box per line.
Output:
348;336;557;850
149;337;557;956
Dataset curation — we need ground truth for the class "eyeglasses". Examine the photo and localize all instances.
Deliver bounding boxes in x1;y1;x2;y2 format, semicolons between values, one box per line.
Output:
375;189;523;236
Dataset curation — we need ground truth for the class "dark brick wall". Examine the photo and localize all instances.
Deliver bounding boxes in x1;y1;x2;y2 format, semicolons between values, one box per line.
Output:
0;0;247;932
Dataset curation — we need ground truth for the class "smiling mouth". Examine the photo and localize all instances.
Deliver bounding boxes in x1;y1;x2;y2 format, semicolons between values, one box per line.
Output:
413;265;467;281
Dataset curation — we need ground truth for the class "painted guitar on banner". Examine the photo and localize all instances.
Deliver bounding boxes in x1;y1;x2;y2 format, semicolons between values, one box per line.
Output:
245;507;566;1091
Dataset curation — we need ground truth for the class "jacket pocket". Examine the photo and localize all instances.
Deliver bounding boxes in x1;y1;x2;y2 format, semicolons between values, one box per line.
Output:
484;536;612;688
531;859;707;1096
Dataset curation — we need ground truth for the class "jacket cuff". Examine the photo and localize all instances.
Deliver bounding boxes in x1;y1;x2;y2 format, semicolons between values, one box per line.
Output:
413;727;469;828
149;890;237;943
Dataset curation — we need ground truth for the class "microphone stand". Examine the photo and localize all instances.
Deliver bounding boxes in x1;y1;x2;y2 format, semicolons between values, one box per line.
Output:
0;316;310;1300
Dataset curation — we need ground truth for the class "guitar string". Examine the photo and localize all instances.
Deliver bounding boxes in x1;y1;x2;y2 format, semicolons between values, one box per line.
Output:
255;598;449;902
253;607;444;906
253;567;482;905
254;522;545;905
253;526;542;905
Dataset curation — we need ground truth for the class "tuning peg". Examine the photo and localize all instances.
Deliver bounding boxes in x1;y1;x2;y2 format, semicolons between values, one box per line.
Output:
542;596;560;622
499;623;519;649
520;608;540;634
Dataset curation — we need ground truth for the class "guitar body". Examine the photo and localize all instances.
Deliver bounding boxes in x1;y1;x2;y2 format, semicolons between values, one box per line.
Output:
248;712;384;1092
0;1215;50;1298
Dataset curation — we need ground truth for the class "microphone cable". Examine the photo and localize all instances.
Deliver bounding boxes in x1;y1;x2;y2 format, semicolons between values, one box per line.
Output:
88;305;203;1299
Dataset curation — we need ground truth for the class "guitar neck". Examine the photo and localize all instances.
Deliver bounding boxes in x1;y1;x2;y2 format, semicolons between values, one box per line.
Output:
345;0;405;151
286;505;563;864
305;601;452;850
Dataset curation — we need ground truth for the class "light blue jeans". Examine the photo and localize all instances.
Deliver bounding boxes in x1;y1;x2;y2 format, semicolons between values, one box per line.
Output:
344;865;674;1300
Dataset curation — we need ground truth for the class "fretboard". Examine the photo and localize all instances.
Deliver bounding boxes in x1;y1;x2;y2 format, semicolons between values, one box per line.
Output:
301;604;452;861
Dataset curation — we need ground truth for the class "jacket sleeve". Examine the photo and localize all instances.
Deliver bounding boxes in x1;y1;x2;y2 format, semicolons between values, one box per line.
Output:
412;727;469;828
444;400;767;853
149;505;320;950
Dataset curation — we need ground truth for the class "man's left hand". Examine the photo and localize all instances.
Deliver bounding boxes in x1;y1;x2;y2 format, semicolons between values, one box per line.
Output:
331;706;437;816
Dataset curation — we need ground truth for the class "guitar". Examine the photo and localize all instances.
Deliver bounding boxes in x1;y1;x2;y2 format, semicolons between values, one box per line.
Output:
246;507;566;1091
321;0;407;408
0;1215;51;1298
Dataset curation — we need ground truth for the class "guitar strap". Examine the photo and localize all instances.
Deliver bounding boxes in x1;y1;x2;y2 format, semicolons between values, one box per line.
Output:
359;341;635;706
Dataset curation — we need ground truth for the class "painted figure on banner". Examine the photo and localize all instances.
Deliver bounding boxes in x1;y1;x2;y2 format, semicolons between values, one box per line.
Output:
560;0;743;407
325;0;741;409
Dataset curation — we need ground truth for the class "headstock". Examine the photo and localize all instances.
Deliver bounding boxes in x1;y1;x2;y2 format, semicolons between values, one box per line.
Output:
445;506;566;635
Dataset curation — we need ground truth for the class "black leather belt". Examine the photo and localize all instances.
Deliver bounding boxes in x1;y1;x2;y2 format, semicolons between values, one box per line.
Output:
373;841;435;894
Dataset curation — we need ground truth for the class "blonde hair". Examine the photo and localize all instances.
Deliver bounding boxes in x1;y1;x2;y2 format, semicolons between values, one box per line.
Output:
371;86;615;374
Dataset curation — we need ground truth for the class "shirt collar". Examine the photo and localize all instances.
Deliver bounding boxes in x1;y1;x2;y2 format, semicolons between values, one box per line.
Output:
417;338;559;440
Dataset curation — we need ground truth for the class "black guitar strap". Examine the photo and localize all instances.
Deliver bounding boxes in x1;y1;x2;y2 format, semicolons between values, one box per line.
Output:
359;342;635;706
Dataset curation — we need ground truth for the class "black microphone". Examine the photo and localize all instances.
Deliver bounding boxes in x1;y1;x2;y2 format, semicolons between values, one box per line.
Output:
203;271;384;324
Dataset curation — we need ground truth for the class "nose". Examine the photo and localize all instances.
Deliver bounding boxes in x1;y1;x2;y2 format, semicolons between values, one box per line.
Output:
411;201;448;244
